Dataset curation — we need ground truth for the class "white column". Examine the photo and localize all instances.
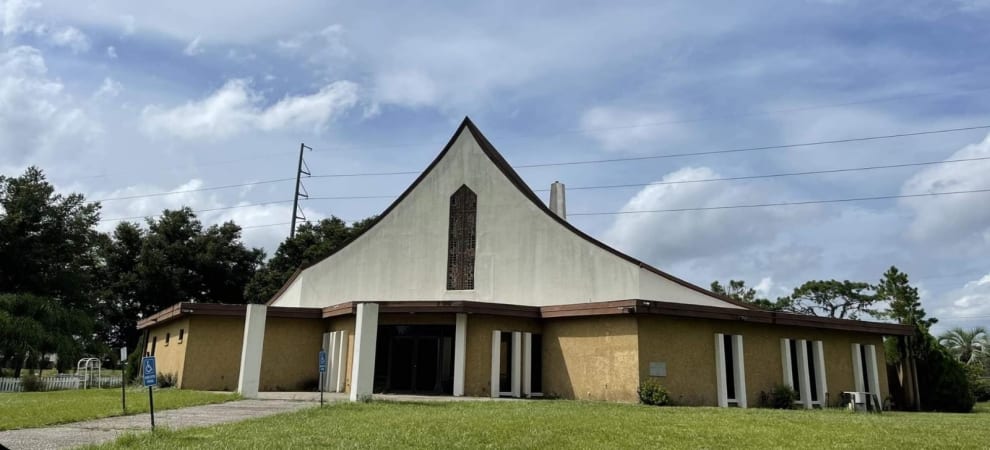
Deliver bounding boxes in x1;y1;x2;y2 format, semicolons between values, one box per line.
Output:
335;330;347;393
733;334;747;408
511;331;522;398
796;339;812;409
326;332;338;392
715;333;728;407
865;344;881;398
349;303;378;401
490;330;501;398
813;340;828;406
522;332;532;397
780;338;793;388
237;304;267;398
327;331;337;392
453;313;467;397
851;343;865;393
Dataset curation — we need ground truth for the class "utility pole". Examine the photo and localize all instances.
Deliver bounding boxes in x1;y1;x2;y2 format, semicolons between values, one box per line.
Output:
290;143;312;238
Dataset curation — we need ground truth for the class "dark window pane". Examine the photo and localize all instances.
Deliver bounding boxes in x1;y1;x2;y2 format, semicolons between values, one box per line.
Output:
447;186;477;290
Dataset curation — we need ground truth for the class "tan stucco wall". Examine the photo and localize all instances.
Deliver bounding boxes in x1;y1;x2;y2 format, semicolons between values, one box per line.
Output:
181;316;245;391
637;316;890;406
327;316;356;393
143;318;189;386
259;318;325;391
543;316;640;402
463;314;542;397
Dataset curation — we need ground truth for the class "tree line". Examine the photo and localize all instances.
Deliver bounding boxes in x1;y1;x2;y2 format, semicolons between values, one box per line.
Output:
0;167;373;376
711;268;989;411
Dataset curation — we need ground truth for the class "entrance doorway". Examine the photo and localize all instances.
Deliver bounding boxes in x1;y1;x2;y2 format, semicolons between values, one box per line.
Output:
374;325;455;394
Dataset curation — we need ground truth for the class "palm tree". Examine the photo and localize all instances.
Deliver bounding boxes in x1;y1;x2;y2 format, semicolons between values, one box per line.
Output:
938;327;989;365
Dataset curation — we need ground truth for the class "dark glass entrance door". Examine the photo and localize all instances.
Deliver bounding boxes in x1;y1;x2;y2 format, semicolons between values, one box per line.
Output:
374;325;454;394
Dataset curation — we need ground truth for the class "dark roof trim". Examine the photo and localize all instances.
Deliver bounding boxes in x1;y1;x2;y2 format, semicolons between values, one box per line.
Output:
267;117;751;309
137;302;322;330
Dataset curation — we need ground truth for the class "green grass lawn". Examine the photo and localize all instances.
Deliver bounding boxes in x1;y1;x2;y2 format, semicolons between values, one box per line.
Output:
0;388;236;431
92;400;990;449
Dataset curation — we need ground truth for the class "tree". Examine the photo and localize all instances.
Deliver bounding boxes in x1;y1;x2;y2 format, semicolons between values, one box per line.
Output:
877;266;936;330
0;167;101;374
780;280;879;319
709;279;784;311
938;327;988;366
245;216;376;304
94;222;145;351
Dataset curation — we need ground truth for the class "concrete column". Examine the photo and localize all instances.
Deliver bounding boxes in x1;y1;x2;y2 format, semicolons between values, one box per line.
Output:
714;333;727;407
780;338;793;388
813;340;828;406
549;182;566;219
865;344;881;398
237;304;267;398
511;331;522;398
453;313;467;396
490;330;501;398
522;332;532;397
349;303;379;401
733;334;747;408
335;330;347;393
796;339;812;409
851;343;864;393
327;332;338;392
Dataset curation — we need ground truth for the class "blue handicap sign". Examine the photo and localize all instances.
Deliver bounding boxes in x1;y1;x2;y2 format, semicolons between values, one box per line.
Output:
318;350;327;373
142;356;157;387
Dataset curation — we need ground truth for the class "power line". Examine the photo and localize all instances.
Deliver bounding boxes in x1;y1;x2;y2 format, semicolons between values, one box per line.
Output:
568;188;990;216
94;178;295;202
309;124;990;178
99;199;294;223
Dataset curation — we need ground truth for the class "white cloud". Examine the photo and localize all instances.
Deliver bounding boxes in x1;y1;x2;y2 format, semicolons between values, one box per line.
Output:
277;24;348;64
580;106;691;153
140;79;360;140
48;26;90;53
372;70;438;109
901;132;990;243
93;77;122;99
931;272;990;334
119;14;135;35
183;36;204;56
603;166;815;265
106;45;117;58
1;0;38;36
0;45;101;163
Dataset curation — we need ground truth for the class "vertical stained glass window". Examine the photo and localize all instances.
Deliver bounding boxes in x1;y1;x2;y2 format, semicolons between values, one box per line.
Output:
447;185;477;290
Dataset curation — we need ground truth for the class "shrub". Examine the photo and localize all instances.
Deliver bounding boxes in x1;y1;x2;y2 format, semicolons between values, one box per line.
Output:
637;379;671;406
157;372;177;388
972;378;990;403
21;372;44;392
767;384;797;409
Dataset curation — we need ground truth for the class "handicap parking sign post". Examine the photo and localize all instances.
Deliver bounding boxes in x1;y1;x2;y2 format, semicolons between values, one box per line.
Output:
318;350;327;407
142;356;157;429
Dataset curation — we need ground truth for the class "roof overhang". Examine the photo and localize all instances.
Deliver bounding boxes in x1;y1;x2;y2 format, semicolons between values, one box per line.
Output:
140;299;912;336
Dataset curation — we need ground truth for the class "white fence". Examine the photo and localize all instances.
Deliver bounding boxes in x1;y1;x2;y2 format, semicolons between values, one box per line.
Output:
0;375;123;392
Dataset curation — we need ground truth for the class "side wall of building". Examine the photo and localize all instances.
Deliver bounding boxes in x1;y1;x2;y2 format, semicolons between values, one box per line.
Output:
181;316;245;391
543;315;640;402
637;316;889;406
259;317;326;391
143;318;190;387
327;316;356;393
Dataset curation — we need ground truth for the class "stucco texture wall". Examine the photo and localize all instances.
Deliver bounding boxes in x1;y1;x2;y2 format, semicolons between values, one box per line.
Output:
462;314;541;397
181;316;245;391
543;316;640;402
637;316;890;406
143;318;189;387
258;318;325;391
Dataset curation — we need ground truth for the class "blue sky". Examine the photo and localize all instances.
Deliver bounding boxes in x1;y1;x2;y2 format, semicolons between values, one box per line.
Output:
1;0;988;332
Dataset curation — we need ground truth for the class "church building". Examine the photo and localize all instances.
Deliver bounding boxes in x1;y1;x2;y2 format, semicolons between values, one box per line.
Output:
138;118;912;408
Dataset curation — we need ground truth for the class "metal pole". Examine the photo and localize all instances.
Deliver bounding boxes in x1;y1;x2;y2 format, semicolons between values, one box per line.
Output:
148;386;155;429
290;143;311;238
320;372;324;407
122;362;126;413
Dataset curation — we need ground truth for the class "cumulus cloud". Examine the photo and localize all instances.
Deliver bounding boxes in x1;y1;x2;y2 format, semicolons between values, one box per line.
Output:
140;79;360;139
106;45;117;58
183;36;204;56
372;70;439;109
603;166;815;265
1;0;38;36
900;132;990;243
0;45;101;163
48;26;90;53
277;24;348;64
580;106;691;153
930;273;990;334
93;77;122;99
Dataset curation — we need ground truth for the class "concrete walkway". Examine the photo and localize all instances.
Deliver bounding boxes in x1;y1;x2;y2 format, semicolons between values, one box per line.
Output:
0;399;315;450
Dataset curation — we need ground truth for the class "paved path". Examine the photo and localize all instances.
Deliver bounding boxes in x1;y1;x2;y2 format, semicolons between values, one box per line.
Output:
0;399;315;450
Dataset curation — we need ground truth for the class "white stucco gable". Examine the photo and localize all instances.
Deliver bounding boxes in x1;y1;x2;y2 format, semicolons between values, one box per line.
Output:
270;118;744;310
